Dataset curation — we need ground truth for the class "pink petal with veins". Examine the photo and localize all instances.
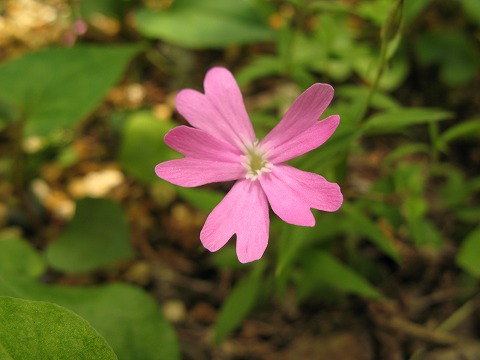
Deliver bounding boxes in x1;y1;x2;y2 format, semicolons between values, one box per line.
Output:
155;158;244;187
175;67;255;148
264;115;340;164
165;125;242;162
200;180;269;263
260;164;343;227
261;83;334;153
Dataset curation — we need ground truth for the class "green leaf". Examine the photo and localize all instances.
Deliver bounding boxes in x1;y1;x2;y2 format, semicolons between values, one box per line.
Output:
276;215;344;280
119;111;178;184
0;238;45;278
414;30;479;86
79;0;133;19
437;118;480;149
457;226;480;277
134;0;273;48
295;127;359;172
300;251;382;299
0;297;117;360
461;0;480;24
342;204;401;262
383;143;430;165
0;237;180;360
0;45;141;136
363;108;453;133
214;265;265;344
46;198;134;273
177;187;223;213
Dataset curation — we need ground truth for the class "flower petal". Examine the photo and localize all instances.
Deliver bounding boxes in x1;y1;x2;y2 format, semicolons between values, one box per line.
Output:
260;164;343;226
155;158;244;187
200;180;269;263
175;67;255;148
165;125;242;162
264;115;339;163
261;83;334;155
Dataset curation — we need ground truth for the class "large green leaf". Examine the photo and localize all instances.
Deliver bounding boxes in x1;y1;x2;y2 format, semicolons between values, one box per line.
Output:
134;0;273;48
0;237;180;360
119;111;178;184
457;226;480;277
0;296;117;360
46;198;134;273
0;45;140;136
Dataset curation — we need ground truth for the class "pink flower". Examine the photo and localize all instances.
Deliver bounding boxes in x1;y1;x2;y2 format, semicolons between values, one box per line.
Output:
155;67;343;263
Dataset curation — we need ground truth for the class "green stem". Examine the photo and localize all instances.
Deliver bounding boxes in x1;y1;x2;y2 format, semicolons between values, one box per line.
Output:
358;39;389;123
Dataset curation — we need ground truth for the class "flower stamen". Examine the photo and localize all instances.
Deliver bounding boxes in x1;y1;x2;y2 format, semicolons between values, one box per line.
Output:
242;141;272;181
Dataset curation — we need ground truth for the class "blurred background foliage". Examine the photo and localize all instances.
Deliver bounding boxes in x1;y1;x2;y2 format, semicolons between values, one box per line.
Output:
0;0;479;358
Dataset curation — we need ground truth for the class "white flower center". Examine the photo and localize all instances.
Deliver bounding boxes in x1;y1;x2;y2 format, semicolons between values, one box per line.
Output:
242;141;273;181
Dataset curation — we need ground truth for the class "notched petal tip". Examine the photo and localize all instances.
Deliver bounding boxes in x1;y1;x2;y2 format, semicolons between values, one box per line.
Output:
237;251;263;264
236;236;267;264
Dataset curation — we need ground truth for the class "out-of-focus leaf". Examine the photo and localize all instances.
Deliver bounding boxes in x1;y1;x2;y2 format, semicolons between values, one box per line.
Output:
354;51;409;90
134;0;273;48
461;0;480;25
414;30;479;86
296;127;360;172
363;108;453;133
214;264;265;344
46;198;134;273
457;226;480;277
0;237;180;360
342;204;401;262
119;111;178;184
236;56;282;87
383;143;430;165
299;251;382;299
0;238;45;278
408;217;443;248
337;85;401;111
437;118;480;149
0;297;117;360
79;0;133;19
457;207;480;224
356;0;394;25
276;215;343;280
403;0;431;24
177;187;223;213
0;45;141;136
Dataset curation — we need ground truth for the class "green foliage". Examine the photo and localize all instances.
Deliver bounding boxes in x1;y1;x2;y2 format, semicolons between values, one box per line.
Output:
119;111;178;184
134;0;274;48
363;108;453;134
0;237;180;360
1;0;479;352
457;226;480;277
45;198;134;273
0;45;140;136
214;264;266;344
437;118;480;151
414;30;480;86
0;296;117;360
176;187;223;213
297;251;382;300
342;204;401;262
